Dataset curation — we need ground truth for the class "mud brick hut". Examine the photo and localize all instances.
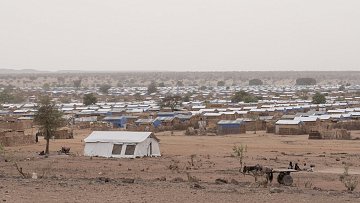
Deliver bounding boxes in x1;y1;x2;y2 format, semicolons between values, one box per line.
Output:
0;119;33;131
294;117;321;133
275;120;305;135
201;113;224;129
122;116;139;126
37;128;74;139
131;119;161;131
54;128;74;139
309;129;351;140
155;116;181;127
239;118;266;131
266;122;276;133
0;130;35;147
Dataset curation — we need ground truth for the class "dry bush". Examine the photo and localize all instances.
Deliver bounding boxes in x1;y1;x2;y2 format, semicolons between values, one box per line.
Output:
304;179;313;188
39;160;55;179
187;154;203;170
186;172;199;183
0;144;4;161
339;164;358;191
233;144;247;170
189;154;196;166
256;173;269;188
343;177;358;191
168;159;180;172
14;162;30;178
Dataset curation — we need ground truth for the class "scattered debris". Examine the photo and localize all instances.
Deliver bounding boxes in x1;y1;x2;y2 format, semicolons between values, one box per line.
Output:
155;176;166;181
190;183;205;189
215;178;228;184
121;178;135;184
230;179;239;185
171;177;184;183
269;187;284;193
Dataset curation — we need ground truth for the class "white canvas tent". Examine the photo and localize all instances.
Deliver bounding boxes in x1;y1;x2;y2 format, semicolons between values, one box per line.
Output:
84;131;161;158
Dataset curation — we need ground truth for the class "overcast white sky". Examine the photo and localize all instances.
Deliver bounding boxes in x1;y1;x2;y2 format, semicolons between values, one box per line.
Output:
0;0;359;72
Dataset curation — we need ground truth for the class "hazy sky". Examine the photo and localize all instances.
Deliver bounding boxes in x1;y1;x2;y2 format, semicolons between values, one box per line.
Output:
0;0;359;72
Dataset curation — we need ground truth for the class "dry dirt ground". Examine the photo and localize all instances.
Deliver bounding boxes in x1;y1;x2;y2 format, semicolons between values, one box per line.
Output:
1;130;360;203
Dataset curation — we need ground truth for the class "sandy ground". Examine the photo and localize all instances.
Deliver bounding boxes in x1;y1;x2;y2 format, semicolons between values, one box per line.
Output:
1;130;360;203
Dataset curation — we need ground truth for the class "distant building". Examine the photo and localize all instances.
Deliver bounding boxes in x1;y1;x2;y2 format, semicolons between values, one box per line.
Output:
275;120;305;135
217;120;246;135
102;116;127;128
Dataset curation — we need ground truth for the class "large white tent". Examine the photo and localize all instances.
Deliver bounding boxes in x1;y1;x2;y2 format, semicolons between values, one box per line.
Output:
84;131;161;158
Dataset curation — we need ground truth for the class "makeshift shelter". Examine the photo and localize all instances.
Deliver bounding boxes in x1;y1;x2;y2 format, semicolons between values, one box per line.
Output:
0;130;35;147
102;116;127;128
275;120;305;135
294;117;321;133
84;131;161;158
217;120;246;135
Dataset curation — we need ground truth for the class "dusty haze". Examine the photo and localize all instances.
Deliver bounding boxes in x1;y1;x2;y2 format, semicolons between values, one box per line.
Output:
0;0;359;71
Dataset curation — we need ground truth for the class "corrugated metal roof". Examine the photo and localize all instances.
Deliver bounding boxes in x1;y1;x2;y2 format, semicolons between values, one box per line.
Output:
176;115;192;119
203;113;222;117
293;117;318;122
275;120;302;125
218;120;244;125
259;116;273;121
281;115;296;119
135;119;154;123
84;131;155;143
309;115;331;120
157;112;175;116
156;117;174;122
103;116;124;121
235;111;248;114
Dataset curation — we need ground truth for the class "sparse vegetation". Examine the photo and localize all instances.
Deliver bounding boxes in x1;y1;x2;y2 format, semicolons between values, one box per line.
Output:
34;96;64;155
304;179;313;188
158;82;165;87
182;95;190;102
217;80;225;86
73;79;82;88
186;172;199;183
312;92;326;104
176;80;184;87
296;78;316;85
338;85;345;91
168;159;180;172
83;93;98;106
14;162;30;179
249;79;263;86
339;164;358;191
0;143;4;157
231;91;258;103
147;81;157;94
99;84;111;94
232;144;247;170
42;83;50;90
0;87;25;104
160;95;182;110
